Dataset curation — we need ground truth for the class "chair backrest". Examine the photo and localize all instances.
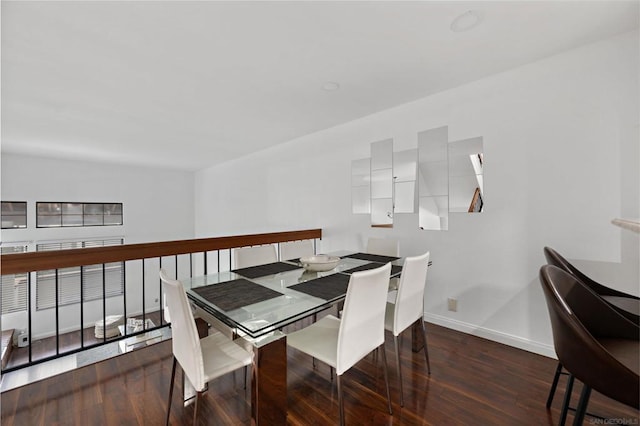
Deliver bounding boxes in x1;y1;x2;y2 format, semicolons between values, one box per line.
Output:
392;251;430;335
366;237;400;257
337;262;391;376
543;246;637;299
280;240;314;260
159;269;206;391
233;244;277;269
539;265;639;408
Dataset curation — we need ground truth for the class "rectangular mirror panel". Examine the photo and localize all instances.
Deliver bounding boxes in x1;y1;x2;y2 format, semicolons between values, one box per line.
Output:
351;158;371;214
371;139;394;227
418;126;448;230
419;196;448;231
449;137;483;213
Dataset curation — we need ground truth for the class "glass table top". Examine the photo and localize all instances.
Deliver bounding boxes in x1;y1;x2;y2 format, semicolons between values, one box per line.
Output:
182;254;403;339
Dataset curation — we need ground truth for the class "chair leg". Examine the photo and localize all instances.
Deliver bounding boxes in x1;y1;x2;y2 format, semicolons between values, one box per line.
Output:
393;335;404;407
546;362;563;408
420;317;431;374
166;356;177;426
337;374;344;426
379;344;393;415
193;391;202;426
573;385;591;426
559;374;575;426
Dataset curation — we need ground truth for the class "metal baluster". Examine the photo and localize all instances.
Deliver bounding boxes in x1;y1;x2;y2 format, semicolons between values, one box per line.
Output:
122;261;127;337
142;259;146;331
102;264;107;343
80;265;84;348
203;252;207;275
55;269;60;354
27;272;33;363
159;257;163;326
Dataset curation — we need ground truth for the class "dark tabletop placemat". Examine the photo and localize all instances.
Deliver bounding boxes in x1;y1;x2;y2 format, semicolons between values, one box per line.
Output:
342;262;403;277
343;252;400;263
289;273;351;301
232;261;301;279
191;279;283;311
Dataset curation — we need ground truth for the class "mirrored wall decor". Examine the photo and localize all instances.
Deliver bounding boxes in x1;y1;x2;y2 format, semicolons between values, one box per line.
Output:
449;137;484;213
371;138;394;228
349;127;483;231
393;149;417;213
351;158;371;214
418;126;449;230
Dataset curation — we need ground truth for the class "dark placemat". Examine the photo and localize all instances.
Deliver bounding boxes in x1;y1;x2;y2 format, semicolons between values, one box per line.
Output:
232;262;301;279
191;279;283;311
343;252;400;263
342;262;403;277
289;273;351;301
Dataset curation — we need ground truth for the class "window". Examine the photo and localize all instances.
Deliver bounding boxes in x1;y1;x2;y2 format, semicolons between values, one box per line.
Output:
1;243;29;313
1;201;27;229
36;238;125;310
36;202;123;228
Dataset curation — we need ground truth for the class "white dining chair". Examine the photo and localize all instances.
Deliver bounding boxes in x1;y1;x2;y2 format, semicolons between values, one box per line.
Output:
233;244;277;269
366;237;400;257
384;251;431;406
160;269;253;426
280;240;314;260
287;263;393;426
367;237;401;294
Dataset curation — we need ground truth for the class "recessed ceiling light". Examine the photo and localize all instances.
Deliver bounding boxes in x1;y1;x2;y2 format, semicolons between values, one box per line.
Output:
321;81;340;91
450;10;483;33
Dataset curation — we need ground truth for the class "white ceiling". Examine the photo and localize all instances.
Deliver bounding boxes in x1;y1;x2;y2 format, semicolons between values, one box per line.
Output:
1;1;638;171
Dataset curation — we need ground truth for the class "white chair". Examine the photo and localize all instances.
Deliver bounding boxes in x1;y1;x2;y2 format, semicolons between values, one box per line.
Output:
366;237;400;257
233;244;277;269
287;263;393;425
367;237;400;293
280;240;314;260
384;251;431;407
160;269;253;426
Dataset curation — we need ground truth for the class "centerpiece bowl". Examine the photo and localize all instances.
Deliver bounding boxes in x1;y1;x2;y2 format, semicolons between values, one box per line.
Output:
299;255;340;272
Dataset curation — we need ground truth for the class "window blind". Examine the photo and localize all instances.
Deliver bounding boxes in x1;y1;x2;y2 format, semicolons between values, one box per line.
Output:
35;238;124;311
1;243;28;313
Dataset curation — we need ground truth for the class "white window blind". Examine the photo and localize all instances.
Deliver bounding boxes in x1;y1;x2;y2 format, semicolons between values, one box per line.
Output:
36;238;124;311
1;243;29;313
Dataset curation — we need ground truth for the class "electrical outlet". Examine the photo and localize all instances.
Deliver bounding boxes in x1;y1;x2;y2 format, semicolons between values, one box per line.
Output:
447;298;458;312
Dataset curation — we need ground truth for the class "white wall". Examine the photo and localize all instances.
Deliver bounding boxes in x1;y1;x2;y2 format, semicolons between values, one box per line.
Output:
1;153;195;339
195;31;639;357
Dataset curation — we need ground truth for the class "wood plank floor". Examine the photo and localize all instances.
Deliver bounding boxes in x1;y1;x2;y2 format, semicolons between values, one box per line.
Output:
1;323;638;425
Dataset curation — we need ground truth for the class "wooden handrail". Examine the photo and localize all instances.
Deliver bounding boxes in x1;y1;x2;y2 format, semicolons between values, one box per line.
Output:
0;229;322;275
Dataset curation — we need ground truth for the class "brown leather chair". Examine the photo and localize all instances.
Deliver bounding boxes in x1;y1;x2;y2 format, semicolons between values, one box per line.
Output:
539;265;639;425
542;247;640;409
544;247;639;324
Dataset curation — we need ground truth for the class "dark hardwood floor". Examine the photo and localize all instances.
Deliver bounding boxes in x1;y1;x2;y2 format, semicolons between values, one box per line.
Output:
1;323;638;425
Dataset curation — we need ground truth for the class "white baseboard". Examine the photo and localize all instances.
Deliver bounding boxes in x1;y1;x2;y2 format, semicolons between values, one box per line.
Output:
424;312;557;359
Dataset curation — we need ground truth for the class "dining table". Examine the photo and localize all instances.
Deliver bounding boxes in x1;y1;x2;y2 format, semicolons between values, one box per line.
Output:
181;251;419;425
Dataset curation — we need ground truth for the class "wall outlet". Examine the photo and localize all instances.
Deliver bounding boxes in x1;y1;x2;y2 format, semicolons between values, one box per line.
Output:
447;298;458;312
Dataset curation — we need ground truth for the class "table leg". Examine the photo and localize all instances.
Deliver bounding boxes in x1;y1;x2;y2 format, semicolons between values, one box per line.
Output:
411;319;424;353
251;336;287;425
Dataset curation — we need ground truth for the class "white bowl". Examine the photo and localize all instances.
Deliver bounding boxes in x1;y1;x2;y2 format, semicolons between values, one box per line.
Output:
300;255;340;272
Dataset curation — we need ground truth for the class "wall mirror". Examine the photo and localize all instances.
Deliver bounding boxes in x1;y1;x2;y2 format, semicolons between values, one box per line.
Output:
351;158;371;214
393;149;417;213
418;126;449;230
371;138;393;228
449;137;484;213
